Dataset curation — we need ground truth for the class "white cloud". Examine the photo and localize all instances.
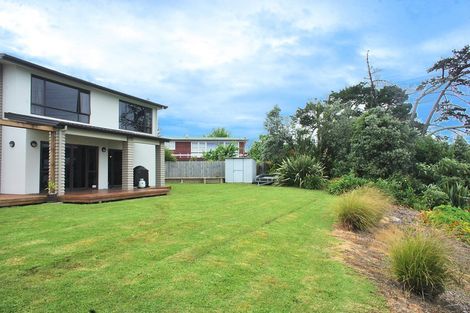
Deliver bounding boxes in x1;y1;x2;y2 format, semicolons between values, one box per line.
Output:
0;0;375;137
420;27;470;55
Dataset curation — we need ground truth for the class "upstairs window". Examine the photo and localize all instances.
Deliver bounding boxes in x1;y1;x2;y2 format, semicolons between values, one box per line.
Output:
31;76;90;123
119;100;152;134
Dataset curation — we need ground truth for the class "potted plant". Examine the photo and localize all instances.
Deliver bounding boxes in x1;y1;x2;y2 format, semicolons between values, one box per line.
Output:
45;181;58;202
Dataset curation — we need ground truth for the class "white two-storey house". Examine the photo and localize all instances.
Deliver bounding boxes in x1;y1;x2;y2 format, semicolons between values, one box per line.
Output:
0;54;167;198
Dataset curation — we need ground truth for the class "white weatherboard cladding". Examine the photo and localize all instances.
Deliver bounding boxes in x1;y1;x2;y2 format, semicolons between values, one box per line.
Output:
225;158;256;183
134;143;156;187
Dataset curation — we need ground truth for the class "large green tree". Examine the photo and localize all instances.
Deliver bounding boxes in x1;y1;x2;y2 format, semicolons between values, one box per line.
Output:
411;45;470;135
350;109;417;178
262;105;292;164
329;83;412;120
293;100;358;177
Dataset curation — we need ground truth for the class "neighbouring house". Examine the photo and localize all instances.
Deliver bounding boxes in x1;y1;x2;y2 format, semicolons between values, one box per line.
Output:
0;53;169;203
165;137;247;160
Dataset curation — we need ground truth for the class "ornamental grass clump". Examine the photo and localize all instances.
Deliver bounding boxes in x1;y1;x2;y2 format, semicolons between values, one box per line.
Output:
390;232;450;299
335;186;392;231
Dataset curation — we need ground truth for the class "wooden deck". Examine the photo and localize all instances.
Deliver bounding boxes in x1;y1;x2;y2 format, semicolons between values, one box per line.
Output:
0;194;48;208
0;187;171;207
60;187;171;204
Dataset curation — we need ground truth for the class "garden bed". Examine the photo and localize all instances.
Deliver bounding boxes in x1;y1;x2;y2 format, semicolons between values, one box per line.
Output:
333;206;470;313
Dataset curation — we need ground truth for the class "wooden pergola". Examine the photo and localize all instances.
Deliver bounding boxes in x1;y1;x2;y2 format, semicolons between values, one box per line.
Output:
0;118;59;196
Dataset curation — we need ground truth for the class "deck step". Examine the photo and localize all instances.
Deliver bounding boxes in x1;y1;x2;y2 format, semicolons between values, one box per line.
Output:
0;195;48;208
0;187;171;207
60;187;171;204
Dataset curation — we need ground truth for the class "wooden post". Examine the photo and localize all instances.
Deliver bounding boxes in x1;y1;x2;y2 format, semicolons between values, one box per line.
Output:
48;131;56;195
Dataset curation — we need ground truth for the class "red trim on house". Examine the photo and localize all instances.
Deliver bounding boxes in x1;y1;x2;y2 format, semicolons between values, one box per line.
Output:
239;141;246;155
174;141;191;160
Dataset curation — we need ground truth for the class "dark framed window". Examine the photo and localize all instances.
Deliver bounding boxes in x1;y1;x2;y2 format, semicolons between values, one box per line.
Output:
31;75;90;123
119;100;152;134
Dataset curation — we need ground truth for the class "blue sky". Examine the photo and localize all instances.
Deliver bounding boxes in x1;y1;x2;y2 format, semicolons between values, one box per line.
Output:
0;0;469;142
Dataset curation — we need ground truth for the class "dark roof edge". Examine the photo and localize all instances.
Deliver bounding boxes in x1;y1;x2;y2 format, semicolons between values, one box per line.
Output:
0;53;168;109
4;112;170;142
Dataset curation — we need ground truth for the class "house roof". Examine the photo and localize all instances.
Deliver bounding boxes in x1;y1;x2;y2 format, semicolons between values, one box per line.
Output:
4;112;170;142
0;53;168;109
168;137;247;142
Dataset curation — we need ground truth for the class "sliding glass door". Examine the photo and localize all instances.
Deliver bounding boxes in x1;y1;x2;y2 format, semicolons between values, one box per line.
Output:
39;143;98;192
65;144;98;190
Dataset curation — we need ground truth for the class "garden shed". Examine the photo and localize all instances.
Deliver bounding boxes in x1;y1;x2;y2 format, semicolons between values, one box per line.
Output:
225;158;256;183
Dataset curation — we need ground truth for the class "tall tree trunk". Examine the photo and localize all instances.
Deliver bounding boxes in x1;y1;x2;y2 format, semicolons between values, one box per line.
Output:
366;51;377;107
422;80;452;134
410;84;441;121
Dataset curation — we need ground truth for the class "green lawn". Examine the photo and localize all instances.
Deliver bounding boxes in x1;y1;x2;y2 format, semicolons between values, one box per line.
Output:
0;184;386;312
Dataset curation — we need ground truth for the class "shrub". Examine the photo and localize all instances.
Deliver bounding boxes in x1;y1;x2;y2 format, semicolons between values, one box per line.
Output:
417;157;470;187
275;155;326;190
390;232;449;299
422;205;470;243
436;158;470;186
327;174;369;195
372;176;421;207
335;186;392;231
441;181;470;209
419;185;450;209
450;135;470;163
203;144;237;161
415;136;449;165
165;148;176;162
303;175;327;190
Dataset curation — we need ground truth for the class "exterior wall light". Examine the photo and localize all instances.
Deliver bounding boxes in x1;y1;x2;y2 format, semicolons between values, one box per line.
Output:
101;147;107;153
30;141;38;148
9;141;15;148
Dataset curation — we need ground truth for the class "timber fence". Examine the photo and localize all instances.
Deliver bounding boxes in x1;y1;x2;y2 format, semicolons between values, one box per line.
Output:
165;161;225;183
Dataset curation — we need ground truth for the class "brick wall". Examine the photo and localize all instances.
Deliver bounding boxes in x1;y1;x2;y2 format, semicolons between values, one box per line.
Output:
122;138;134;190
56;130;66;196
0;64;3;191
155;143;165;187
